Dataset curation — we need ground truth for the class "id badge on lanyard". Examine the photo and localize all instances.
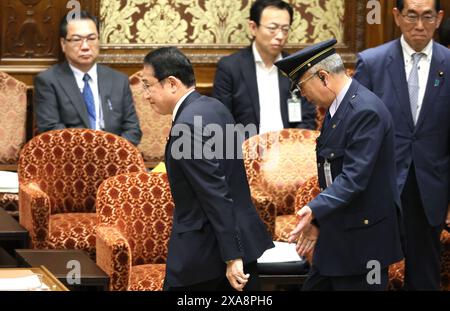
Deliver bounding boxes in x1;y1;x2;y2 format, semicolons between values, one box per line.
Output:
287;90;302;123
324;159;333;187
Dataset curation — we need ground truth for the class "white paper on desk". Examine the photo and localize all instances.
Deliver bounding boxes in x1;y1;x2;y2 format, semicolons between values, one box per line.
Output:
0;270;49;291
0;171;19;193
257;241;303;263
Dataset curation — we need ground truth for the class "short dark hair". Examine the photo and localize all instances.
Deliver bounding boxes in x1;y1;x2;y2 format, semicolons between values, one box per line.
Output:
440;17;450;47
143;47;196;88
59;11;99;39
250;0;294;25
395;0;441;12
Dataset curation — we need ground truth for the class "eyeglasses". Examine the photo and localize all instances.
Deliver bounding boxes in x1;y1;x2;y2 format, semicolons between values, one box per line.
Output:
259;23;290;36
297;72;317;93
65;35;99;46
401;13;437;24
142;77;167;93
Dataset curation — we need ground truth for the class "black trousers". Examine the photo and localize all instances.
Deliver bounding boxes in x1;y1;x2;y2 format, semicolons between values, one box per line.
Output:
302;265;388;291
165;261;260;291
402;166;442;290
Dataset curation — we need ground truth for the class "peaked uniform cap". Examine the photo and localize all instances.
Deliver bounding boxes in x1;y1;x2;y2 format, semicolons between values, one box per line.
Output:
274;38;338;85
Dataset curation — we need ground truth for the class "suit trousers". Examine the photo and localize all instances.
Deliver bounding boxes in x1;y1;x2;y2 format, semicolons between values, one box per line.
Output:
302;265;388;291
402;165;442;290
164;261;260;291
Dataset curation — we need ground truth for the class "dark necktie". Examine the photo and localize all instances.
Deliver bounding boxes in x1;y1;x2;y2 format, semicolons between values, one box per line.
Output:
82;73;96;129
322;110;331;130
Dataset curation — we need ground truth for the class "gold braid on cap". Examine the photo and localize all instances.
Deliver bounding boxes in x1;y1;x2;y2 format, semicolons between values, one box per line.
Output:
289;46;335;78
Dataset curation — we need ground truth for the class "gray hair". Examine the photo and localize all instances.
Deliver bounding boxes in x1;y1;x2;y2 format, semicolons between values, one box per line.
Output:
309;53;345;75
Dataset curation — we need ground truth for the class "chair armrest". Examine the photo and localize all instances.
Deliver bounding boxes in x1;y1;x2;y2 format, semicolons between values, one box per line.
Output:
250;188;276;238
19;182;51;248
96;225;132;291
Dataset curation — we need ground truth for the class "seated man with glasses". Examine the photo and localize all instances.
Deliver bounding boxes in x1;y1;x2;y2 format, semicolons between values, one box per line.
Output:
354;0;450;290
34;11;142;146
213;0;316;138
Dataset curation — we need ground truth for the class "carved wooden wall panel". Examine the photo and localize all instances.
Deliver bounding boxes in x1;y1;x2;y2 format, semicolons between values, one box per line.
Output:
0;0;99;63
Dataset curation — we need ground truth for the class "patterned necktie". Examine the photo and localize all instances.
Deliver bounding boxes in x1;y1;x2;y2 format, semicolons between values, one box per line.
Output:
82;73;96;129
322;110;331;130
408;53;423;125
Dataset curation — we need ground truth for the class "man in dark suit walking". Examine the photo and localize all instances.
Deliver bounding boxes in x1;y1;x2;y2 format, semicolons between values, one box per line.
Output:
275;39;403;290
212;0;316;137
141;47;273;291
34;11;141;146
354;0;450;290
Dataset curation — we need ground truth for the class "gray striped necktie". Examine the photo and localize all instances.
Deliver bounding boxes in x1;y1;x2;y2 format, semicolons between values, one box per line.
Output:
408;53;424;125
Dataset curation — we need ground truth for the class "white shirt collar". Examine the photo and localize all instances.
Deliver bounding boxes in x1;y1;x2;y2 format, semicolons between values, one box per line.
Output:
69;63;98;85
172;89;195;121
252;42;282;70
400;35;433;62
329;78;352;117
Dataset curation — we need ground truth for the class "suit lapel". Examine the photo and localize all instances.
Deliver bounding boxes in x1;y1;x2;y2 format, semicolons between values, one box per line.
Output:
165;91;202;164
57;62;90;128
97;64;112;130
279;62;291;127
239;47;260;125
415;42;445;131
317;81;357;149
387;40;415;131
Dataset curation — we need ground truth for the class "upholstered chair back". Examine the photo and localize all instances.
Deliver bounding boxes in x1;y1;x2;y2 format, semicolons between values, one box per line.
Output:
97;171;174;266
0;71;27;164
18;129;146;256
18;129;146;215
243;129;319;217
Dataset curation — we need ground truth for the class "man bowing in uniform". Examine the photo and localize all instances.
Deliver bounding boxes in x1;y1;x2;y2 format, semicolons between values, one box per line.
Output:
275;39;404;290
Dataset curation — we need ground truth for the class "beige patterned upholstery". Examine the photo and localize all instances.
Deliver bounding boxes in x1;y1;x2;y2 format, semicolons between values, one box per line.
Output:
242;129;319;238
129;71;172;167
18;129;146;258
0;72;27;215
275;176;321;243
0;72;27;164
96;171;174;291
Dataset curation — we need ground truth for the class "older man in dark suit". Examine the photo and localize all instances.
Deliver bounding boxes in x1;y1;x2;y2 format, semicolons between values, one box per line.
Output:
212;0;316;136
354;0;450;290
142;47;273;291
34;11;141;146
275;39;404;290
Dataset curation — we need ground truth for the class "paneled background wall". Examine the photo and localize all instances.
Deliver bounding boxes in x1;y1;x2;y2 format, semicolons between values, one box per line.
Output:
0;0;448;91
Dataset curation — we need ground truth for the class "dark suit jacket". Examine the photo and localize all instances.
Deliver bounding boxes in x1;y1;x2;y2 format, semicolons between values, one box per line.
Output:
34;61;142;146
354;39;450;227
212;46;317;134
164;91;274;287
309;80;403;277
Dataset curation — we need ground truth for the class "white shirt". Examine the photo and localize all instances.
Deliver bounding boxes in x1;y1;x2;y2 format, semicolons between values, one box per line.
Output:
253;43;284;134
172;89;195;121
69;63;103;130
400;35;433;123
329;78;352;118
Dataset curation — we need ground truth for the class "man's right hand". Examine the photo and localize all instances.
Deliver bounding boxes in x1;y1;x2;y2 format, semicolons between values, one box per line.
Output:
295;224;319;257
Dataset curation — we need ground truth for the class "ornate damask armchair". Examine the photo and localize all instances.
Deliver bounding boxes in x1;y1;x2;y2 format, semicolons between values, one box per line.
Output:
129;71;172;168
242;129;319;240
18;129;146;258
96;171;174;291
0;72;27;216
